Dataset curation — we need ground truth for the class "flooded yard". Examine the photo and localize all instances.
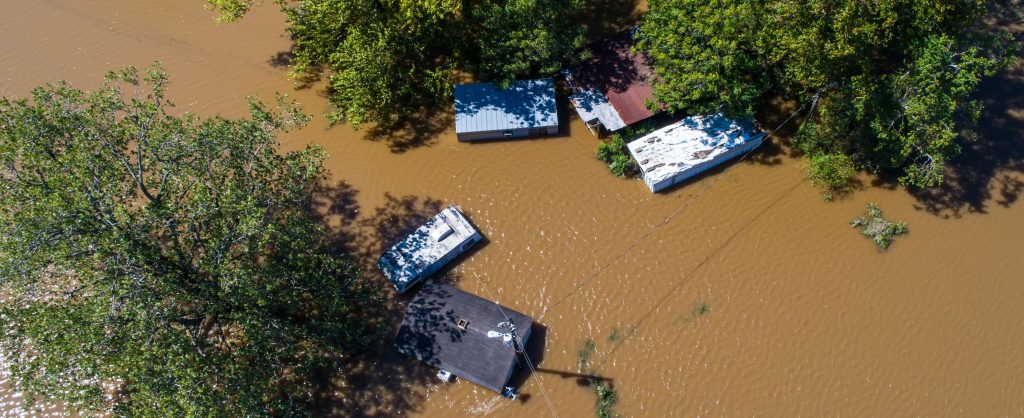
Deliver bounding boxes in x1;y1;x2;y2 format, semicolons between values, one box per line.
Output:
2;0;1023;416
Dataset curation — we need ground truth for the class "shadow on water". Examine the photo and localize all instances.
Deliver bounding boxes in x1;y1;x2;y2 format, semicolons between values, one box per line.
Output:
309;182;526;416
363;102;456;154
751;95;806;165
872;52;1024;218
308;183;447;416
865;2;1024;217
579;0;644;42
268;50;294;69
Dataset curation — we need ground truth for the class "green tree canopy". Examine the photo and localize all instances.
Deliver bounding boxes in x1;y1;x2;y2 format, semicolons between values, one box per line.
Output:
470;0;587;84
639;0;1014;189
0;65;377;416
208;0;585;127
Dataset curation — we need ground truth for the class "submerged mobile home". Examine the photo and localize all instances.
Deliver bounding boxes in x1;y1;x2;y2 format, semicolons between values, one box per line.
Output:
394;282;533;393
627;114;766;192
377;205;482;293
454;78;559;141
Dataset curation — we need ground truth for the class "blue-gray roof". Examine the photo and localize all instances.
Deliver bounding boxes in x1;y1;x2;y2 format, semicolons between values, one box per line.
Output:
454;79;558;133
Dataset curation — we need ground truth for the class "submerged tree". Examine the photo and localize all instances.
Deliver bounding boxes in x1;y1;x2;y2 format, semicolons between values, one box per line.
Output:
639;0;1016;190
851;203;909;250
0;65;378;416
207;0;584;127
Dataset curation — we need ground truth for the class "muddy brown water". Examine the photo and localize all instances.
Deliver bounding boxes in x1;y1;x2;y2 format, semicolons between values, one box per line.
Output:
2;1;1024;416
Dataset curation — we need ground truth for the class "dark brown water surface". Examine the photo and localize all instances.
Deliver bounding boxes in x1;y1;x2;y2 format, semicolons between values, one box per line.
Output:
2;1;1023;416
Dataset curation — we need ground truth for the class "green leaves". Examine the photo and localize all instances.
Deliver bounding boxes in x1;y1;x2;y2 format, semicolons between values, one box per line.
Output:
473;0;586;85
851;203;909;250
640;0;1013;190
806;153;857;193
0;65;376;416
639;0;769;116
596;122;653;177
207;0;258;22
215;0;583;128
276;0;460;127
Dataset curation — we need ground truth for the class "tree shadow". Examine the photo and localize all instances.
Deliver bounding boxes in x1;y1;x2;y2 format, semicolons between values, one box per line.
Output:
578;0;644;42
267;48;324;90
881;53;1024;218
308;183;471;416
568;29;661;130
749;94;806;165
362;102;455;153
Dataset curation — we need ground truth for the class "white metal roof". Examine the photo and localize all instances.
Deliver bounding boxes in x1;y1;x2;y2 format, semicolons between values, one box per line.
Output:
377;205;478;289
569;88;627;131
627;114;765;190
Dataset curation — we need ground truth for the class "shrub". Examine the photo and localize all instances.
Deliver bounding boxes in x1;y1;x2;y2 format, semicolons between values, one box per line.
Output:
597;135;636;177
807;153;856;194
596;122;655;177
591;380;619;418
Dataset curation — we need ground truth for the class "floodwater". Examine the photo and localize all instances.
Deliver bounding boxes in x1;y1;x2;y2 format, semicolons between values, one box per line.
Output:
2;0;1023;416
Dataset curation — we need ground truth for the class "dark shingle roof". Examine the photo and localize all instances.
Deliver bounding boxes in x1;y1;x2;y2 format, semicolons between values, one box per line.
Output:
394;283;533;392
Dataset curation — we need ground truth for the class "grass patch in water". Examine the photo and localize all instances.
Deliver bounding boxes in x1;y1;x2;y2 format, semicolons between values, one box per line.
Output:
577;336;620;418
578;337;596;372
607;327;620;343
693;301;709;318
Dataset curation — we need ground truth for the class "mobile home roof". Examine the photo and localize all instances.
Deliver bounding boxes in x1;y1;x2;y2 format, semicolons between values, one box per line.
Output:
454;78;558;134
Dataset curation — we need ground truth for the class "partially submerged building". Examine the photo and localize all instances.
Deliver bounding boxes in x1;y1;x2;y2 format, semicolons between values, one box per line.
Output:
627;114;766;192
565;30;659;135
394;282;534;394
377;205;482;293
454;78;559;141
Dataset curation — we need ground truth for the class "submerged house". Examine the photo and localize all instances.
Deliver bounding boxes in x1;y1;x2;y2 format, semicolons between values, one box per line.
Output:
627;114;766;192
377;205;482;294
565;30;659;136
394;282;534;394
454;78;559;141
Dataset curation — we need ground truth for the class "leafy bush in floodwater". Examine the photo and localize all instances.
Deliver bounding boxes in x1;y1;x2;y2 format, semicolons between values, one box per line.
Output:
591;380;619;418
851;203;909;250
596;122;655;177
806;153;856;200
596;135;636;177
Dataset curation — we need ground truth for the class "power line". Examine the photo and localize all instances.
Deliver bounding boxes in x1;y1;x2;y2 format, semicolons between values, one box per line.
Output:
465;103;812;417
587;177;805;372
537;103;810;321
472;272;561;418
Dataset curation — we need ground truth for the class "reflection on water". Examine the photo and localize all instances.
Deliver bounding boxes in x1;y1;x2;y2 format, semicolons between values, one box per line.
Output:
2;0;1024;416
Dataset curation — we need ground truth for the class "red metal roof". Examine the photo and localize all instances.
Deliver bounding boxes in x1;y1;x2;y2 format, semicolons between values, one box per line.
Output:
575;32;658;127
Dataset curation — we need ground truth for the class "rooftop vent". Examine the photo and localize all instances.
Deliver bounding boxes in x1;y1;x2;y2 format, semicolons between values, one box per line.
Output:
457;319;469;330
431;222;454;242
